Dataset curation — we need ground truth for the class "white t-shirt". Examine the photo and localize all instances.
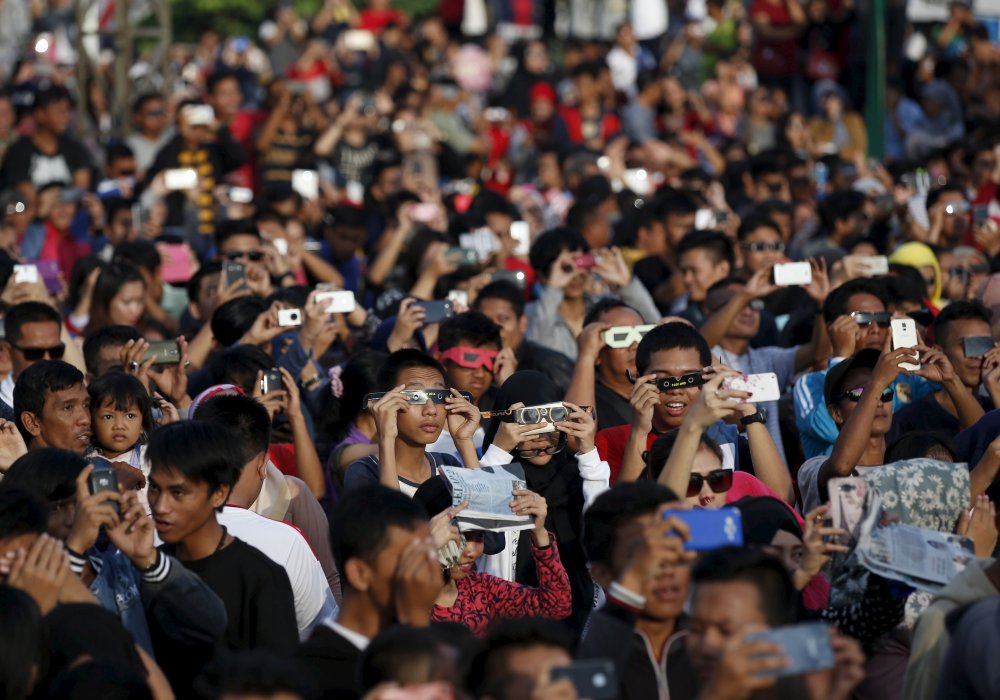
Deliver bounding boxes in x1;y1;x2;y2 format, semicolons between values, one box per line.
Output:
219;506;337;640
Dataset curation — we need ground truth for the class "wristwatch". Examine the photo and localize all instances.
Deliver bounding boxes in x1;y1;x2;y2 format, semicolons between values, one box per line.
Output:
740;408;767;428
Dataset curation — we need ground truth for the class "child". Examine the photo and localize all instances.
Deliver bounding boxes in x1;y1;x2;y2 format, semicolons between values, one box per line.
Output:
88;372;154;507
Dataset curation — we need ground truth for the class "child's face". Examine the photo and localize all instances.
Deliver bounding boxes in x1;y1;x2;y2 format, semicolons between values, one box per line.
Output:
93;399;144;455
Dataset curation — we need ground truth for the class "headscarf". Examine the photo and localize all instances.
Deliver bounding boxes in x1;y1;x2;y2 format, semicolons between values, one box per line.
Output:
918;80;965;142
733;496;803;545
889;241;943;307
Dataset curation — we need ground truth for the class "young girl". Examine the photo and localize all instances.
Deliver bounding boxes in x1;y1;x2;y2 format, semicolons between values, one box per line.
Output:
88;373;154;505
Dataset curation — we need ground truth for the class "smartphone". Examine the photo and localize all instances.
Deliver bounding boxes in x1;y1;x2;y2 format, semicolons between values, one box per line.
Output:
291;170;319;200
890;318;920;371
33;260;61;294
444;247;480;267
694;208;717;231
277;308;303;327
271;237;289;256
550;660;617;700
316;290;357;314
88;463;120;516
963;335;995;359
721;372;781;403
414;300;453;324
773;261;812;286
164;168;198;191
12;264;38;285
157;242;196;284
845;255;889;277
746;622;835;678
574;253;598;269
662;507;743;550
411;203;440;223
223;261;247;288
343;29;376;52
345;180;365;204
510;220;531;256
229;186;254;204
873;193;894;214
261;369;283;395
446;289;469;307
484;107;509;122
141;340;181;366
974;204;989;227
491;270;527;288
183;104;215;127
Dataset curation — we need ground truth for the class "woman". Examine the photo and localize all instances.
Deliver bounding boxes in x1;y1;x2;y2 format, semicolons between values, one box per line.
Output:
85;262;147;333
414;477;572;638
480;370;610;633
808;81;867;160
889;241;943;309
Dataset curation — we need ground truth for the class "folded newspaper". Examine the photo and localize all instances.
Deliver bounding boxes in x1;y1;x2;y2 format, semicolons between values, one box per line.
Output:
440;464;534;532
830;477;975;592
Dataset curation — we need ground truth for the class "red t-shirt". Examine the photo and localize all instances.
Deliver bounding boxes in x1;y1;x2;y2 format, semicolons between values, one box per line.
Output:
39;222;91;278
358;8;405;32
750;0;800;77
268;442;298;478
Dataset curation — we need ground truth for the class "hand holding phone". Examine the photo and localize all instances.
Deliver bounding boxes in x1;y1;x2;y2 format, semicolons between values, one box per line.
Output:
720;373;781;403
890;318;920;371
773;262;812;286
414;300;454;324
745;622;835;678
550;660;618;700
88;462;121;516
662;507;743;550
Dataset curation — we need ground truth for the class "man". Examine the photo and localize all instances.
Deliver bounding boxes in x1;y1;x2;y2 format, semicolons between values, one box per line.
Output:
438;311;504;411
195;393;339;637
0;84;92;192
672;230;734;325
579;482;698;700
344;350;480;493
633;188;699;311
321;205;367;293
296;484;441;700
0;301;72;416
888;301;992;440
793;279;936;458
147;420;298;655
14;360;91;455
687;547;865;700
182;260;224;336
622;70;662;144
82;325;142;381
800;190;869;258
738;218;787;277
473;280;574;395
468;618;579;700
126;93;173;176
923;183;969;250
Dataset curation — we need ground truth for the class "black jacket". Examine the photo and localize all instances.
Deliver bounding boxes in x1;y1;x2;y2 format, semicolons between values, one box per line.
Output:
296;623;364;700
515;340;575;396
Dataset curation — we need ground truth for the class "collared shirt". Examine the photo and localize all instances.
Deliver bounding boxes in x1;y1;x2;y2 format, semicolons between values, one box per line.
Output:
324;618;370;651
0;373;13;409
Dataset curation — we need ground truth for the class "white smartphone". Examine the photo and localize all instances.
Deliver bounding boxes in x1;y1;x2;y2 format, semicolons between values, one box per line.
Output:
510;221;531;256
164;168;198;191
890;318;921;371
316;291;356;314
343;29;375;52
694;208;716;231
271;237;289;256
13;264;38;285
848;255;889;276
291;170;319;200
722;373;781;403
447;289;469;307
229;186;254;204
277;308;303;327
773;262;812;287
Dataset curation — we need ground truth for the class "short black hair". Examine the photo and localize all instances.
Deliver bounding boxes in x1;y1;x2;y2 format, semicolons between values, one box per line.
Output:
528;227;588;277
467;618;575;698
114;239;160;273
13;360;85;441
925;182;966;212
34;84;71;110
706;276;749;300
819;189;866;230
105;142;135;165
474;281;525;318
582;482;680;570
0;487;50;540
931;299;992;346
211;296;267;347
885;266;927;308
885;430;957;462
583;298;639;327
438;311;502;352
653;187;699;223
132;92;164;114
206;69;241;96
87;373;153;433
215;219;260;249
329;484;428;588
636;323;711;374
675;230;735;267
822;278;888;323
4;301;61;347
82;325;142;378
2;449;87;503
209;345;273;395
188;260;223;306
147;421;243;507
194;393;272;460
194;651;310;700
737;216;782;242
360;626;455;691
692;547;796;627
377;349;448;392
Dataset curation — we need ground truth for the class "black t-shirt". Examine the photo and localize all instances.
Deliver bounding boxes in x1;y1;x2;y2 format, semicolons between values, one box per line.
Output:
887;392;993;444
0;135;92;189
595;380;632;431
297;624;364;700
634;255;672;312
171;536;298;655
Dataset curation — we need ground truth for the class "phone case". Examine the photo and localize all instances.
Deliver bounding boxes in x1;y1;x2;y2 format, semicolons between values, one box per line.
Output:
722;373;781;403
890;318;920;371
141;341;181;366
550;660;617;700
317;291;356;314
663;507;743;550
746;622;835;678
261;370;283;394
773;262;812;286
417;300;453;324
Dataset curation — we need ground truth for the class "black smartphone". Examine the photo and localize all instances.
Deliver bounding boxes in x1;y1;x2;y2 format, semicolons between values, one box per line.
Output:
974;204;989;227
550;660;617;700
444;247;480;267
415;300;454;324
141;340;181;366
223;261;247;288
963;336;995;358
261;369;283;395
88;460;120;516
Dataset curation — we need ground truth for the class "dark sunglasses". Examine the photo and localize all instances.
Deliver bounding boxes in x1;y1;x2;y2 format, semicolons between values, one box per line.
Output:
10;342;65;361
687;469;734;497
850;311;891;328
744;241;785;253
837;385;894;403
225;250;264;262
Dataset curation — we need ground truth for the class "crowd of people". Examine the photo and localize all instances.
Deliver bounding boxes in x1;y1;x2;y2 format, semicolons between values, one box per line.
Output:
0;0;998;698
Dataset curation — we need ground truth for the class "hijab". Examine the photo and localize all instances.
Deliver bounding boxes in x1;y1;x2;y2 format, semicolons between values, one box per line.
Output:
890;241;943;307
734;496;803;545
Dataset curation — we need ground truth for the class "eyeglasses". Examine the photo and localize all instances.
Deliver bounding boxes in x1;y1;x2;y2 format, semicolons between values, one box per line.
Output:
439;346;497;371
686;469;734;497
836;385;894;403
10;342;66;361
602;324;655;349
225;250;264;262
850;311;891;328
743;242;785;253
517;434;566;458
364;389;473;405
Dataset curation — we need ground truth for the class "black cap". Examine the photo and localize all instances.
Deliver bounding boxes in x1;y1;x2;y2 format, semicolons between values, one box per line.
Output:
823;349;881;407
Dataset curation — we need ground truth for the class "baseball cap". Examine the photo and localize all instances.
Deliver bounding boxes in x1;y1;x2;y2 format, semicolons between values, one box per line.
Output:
823;349;881;407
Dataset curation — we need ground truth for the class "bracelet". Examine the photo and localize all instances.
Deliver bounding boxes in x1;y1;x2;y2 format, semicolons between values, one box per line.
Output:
608;580;646;613
140;551;171;583
66;547;89;576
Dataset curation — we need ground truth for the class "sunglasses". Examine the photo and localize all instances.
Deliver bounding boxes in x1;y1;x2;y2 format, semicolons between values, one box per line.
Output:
225;250;264;262
947;265;989;278
850;311;891;328
439;346;497;371
364;389;473;405
687;469;734;497
836;385;894;403
743;241;785;253
10;342;66;361
602;324;655;349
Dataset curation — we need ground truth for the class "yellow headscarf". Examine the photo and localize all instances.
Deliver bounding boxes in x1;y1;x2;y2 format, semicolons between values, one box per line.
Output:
889;242;942;307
